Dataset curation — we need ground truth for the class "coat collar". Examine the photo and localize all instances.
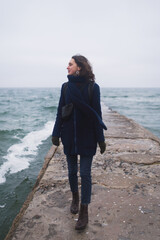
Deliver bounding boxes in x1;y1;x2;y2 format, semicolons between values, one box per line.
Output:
67;74;86;83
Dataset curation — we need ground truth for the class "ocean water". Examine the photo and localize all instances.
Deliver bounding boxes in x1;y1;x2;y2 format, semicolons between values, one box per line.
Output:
0;87;160;239
101;88;160;138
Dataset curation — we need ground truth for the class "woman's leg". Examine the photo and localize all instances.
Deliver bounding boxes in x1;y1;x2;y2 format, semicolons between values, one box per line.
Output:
66;155;79;214
66;155;78;193
75;155;93;230
80;155;93;204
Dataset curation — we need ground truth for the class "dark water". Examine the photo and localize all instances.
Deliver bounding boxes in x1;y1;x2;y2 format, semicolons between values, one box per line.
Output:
0;87;159;239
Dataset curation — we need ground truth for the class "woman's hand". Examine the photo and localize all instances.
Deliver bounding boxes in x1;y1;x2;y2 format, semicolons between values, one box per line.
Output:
98;142;106;154
52;136;60;146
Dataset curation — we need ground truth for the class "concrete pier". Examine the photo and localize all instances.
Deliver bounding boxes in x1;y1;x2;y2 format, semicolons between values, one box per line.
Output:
4;105;160;240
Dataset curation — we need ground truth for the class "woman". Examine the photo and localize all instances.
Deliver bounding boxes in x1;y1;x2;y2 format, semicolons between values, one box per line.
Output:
52;54;106;230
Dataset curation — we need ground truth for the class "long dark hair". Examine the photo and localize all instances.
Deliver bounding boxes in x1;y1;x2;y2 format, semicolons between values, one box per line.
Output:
72;54;95;81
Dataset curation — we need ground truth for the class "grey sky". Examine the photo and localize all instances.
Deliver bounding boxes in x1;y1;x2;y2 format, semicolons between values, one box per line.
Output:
0;0;160;87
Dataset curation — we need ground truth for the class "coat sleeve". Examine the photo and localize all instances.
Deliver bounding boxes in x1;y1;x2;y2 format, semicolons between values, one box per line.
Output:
91;83;105;143
52;84;65;137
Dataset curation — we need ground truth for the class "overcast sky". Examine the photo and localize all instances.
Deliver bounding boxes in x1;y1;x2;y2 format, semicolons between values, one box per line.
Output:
0;0;160;87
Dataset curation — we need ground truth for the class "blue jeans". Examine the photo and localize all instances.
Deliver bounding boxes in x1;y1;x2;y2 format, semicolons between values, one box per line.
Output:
66;155;93;204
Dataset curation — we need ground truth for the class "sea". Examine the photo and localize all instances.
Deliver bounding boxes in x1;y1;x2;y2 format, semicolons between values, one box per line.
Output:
0;87;160;239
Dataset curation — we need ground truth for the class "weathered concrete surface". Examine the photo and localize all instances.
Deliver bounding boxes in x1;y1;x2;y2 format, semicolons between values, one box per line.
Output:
5;106;160;240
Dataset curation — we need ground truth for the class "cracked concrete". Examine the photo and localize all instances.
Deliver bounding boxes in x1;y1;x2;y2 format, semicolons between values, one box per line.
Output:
4;106;160;240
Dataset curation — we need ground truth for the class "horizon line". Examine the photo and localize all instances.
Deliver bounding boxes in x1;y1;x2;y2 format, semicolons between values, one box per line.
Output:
0;86;160;89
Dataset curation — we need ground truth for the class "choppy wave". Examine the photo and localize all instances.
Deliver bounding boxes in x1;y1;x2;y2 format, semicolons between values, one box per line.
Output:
0;121;54;184
0;111;10;116
0;204;6;208
0;129;22;138
43;106;57;111
108;95;128;98
0;120;6;123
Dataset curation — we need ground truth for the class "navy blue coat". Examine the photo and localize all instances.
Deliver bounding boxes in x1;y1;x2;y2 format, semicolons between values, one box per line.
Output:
52;79;105;156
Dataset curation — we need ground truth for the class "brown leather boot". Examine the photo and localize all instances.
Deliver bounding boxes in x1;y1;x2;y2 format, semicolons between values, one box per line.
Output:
70;192;79;214
75;204;88;230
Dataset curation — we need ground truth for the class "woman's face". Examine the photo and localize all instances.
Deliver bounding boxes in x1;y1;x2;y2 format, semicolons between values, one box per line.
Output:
67;58;81;75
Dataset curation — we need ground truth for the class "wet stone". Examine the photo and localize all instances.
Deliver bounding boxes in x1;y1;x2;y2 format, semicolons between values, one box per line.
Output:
45;224;57;240
26;220;36;229
118;237;131;240
32;215;41;220
140;208;154;214
47;190;70;208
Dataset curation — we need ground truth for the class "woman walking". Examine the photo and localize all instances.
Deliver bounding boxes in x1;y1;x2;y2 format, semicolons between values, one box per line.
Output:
52;54;106;230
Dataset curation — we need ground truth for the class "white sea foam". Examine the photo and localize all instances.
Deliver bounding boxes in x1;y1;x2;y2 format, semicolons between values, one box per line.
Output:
0;121;54;184
0;204;6;208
